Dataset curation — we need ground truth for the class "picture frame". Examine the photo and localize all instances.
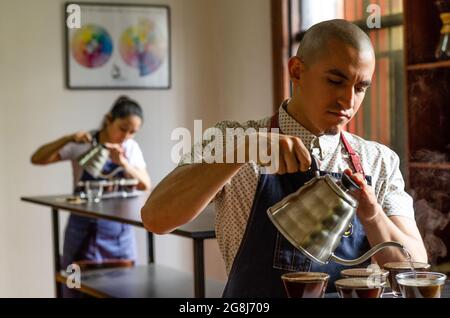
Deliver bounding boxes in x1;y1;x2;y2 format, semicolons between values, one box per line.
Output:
65;2;170;89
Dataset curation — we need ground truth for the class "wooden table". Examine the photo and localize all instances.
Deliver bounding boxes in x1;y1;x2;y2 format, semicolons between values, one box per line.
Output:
21;194;220;298
54;264;225;298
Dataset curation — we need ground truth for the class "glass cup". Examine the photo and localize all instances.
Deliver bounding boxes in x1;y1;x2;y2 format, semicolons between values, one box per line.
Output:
335;277;385;298
396;271;447;298
341;267;389;284
281;272;329;298
383;262;430;297
85;180;104;203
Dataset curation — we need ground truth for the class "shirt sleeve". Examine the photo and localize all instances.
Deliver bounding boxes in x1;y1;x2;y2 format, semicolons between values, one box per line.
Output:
176;121;230;202
177;121;229;167
58;142;75;161
126;140;147;169
177;119;268;167
381;152;415;220
177;120;255;203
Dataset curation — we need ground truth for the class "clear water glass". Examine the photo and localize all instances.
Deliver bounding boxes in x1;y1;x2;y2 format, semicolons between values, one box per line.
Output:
85;180;104;203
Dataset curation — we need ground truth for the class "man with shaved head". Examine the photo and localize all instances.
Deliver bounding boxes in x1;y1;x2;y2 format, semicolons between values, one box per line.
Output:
142;19;427;297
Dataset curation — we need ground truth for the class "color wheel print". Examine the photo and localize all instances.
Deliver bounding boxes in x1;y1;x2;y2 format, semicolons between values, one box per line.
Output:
120;19;166;76
71;24;113;68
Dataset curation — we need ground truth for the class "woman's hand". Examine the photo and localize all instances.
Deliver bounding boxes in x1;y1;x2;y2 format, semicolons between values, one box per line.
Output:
104;143;151;190
71;131;92;144
105;143;128;166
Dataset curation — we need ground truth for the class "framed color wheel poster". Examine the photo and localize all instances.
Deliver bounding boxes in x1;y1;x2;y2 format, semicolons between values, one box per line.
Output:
66;3;170;89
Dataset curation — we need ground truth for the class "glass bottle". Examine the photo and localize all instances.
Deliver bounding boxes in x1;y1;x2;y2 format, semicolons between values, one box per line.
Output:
435;0;450;60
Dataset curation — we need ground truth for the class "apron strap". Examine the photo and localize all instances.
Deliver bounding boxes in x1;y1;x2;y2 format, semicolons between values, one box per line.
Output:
340;133;365;176
270;112;366;176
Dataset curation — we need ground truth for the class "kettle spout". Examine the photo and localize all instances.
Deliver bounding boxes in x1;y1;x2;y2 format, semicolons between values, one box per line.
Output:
330;241;405;266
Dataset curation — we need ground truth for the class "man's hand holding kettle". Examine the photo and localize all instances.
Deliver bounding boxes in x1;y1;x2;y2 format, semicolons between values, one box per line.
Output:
344;169;380;224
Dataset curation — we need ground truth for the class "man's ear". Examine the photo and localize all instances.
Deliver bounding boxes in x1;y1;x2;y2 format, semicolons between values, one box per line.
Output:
288;56;305;83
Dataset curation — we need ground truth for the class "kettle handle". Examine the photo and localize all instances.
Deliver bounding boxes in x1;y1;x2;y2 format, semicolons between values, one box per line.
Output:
308;153;360;191
341;173;361;191
330;241;405;266
308;154;321;177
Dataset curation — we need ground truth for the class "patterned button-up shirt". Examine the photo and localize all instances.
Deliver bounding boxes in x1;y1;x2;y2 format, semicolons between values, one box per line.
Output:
179;100;415;274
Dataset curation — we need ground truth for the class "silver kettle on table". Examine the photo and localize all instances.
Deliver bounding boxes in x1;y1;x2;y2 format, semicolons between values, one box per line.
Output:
267;156;405;266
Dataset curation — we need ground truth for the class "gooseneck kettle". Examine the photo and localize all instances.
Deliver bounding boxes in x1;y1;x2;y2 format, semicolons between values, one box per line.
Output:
77;139;123;179
267;156;405;266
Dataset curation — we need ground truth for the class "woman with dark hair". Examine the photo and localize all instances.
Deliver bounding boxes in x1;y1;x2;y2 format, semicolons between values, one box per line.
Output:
31;96;151;296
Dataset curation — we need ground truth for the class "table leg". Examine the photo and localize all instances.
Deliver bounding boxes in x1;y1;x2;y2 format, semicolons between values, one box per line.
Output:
193;238;205;298
147;232;154;263
52;208;62;298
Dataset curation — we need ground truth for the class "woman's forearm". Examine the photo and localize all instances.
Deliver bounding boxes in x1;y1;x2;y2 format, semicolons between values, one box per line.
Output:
122;162;151;191
31;135;73;165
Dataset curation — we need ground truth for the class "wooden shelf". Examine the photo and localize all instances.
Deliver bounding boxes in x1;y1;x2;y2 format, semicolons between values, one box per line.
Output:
409;161;450;170
404;0;450;266
407;60;450;71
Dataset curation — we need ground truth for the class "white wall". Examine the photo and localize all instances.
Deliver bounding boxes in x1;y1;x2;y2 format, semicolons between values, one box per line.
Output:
0;6;7;291
0;0;272;297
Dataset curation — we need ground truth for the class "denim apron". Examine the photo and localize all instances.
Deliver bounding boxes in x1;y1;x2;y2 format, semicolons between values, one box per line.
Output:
62;132;136;274
222;114;371;297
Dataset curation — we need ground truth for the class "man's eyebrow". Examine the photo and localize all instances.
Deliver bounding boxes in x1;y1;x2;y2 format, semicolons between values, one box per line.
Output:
326;69;349;80
326;69;371;87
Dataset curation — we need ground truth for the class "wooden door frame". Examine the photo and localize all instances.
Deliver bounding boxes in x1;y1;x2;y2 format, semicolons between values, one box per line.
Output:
271;0;291;113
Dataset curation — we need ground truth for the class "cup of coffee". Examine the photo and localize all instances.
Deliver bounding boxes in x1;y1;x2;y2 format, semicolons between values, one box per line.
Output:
335;277;385;298
383;262;430;297
396;271;447;298
341;267;389;284
281;272;329;298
